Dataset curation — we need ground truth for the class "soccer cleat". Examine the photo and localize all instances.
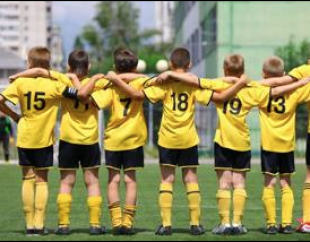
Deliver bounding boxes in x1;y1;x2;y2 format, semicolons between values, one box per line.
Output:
232;225;248;235
112;226;122;236
190;225;205;236
297;223;310;234
89;226;107;235
265;225;278;235
34;227;49;236
155;225;172;236
120;226;136;235
278;225;294;234
55;226;70;236
25;229;35;237
212;224;232;235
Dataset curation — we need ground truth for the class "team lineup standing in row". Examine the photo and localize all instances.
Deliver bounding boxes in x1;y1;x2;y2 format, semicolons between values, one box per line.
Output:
1;46;310;237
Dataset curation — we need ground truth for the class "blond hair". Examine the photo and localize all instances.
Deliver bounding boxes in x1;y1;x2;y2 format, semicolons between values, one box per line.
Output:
27;47;51;70
263;56;285;78
224;54;245;77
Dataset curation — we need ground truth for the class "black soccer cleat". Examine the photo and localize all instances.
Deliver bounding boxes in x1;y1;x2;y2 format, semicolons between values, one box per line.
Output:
25;229;35;237
89;226;107;235
278;225;294;234
112;226;123;236
265;225;278;235
232;225;248;235
190;225;205;236
120;226;136;235
55;226;70;236
34;227;49;236
155;225;172;236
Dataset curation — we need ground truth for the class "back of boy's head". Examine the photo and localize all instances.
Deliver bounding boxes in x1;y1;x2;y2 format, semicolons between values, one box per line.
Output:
27;47;51;70
68;50;89;78
114;48;138;73
263;56;285;78
170;48;191;70
224;54;245;77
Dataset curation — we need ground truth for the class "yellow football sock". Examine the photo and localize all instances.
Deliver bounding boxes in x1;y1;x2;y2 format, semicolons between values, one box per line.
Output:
22;175;35;229
303;183;310;223
122;205;137;229
282;187;294;226
187;183;201;226
159;183;173;227
262;187;276;226
88;196;103;227
57;194;72;227
109;202;122;228
233;189;247;225
216;190;231;225
34;182;49;229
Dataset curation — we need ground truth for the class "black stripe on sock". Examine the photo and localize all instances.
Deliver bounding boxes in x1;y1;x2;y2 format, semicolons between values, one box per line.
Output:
109;202;121;209
23;176;35;181
159;191;173;195
187;191;200;195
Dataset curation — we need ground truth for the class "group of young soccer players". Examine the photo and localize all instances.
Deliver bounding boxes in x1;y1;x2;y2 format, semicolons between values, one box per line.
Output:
1;45;310;237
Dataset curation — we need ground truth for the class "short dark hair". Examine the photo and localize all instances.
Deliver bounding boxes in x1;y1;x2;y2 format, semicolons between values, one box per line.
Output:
170;48;191;69
114;48;138;73
224;54;245;77
28;47;51;70
263;56;285;78
68;50;89;78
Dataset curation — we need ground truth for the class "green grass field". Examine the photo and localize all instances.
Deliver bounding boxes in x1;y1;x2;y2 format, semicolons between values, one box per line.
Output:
0;164;309;241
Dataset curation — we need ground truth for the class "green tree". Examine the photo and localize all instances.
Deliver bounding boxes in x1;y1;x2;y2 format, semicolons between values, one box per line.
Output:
275;38;310;140
77;1;165;74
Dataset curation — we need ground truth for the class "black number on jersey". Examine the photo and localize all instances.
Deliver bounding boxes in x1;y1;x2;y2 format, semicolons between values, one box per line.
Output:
24;92;46;111
171;93;189;112
120;98;132;117
74;100;89;111
267;96;286;114
223;98;242;115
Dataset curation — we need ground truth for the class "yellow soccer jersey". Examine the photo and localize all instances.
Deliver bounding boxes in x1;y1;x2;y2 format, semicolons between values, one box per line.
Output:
199;78;231;91
144;82;214;149
212;82;270;151
259;83;310;153
289;65;310;80
1;77;67;149
55;74;110;145
92;77;150;151
289;65;310;133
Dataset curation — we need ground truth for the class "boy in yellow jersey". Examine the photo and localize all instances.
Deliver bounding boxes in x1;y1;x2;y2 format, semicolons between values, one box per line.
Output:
89;49;155;236
258;57;310;235
0;47;80;236
102;48;250;236
167;54;310;236
10;50;110;236
260;63;310;233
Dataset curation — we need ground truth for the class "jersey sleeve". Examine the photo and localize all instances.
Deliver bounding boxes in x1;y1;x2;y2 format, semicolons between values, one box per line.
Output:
94;78;112;91
289;65;310;80
199;78;231;91
293;83;310;104
49;70;72;86
91;88;113;109
195;88;214;106
1;82;19;105
143;85;166;104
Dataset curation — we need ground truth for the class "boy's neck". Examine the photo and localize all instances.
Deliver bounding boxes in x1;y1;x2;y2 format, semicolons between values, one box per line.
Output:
172;68;187;73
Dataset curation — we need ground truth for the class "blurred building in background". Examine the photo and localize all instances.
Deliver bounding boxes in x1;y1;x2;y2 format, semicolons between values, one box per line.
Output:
173;1;310;155
0;1;53;59
0;47;24;84
50;25;65;71
155;1;175;43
